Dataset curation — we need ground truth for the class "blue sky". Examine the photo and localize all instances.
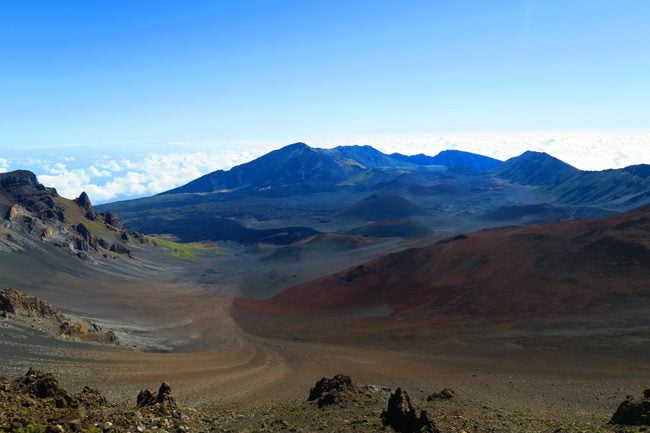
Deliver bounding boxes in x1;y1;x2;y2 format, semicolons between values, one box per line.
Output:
1;1;649;201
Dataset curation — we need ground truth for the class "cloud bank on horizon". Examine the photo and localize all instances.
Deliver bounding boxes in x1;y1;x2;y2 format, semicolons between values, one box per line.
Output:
1;130;649;204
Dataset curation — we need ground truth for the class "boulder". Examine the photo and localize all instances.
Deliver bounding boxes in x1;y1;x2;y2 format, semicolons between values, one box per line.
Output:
109;242;130;255
381;388;439;433
308;374;354;401
136;389;157;407
427;388;455;401
74;192;96;220
102;212;122;229
75;223;98;250
19;369;70;402
308;374;355;408
136;383;178;412
611;390;650;425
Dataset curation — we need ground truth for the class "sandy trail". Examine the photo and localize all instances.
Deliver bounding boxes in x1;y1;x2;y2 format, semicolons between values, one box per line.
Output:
1;248;648;419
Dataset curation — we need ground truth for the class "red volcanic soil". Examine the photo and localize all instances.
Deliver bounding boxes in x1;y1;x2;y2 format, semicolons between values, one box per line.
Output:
235;206;650;322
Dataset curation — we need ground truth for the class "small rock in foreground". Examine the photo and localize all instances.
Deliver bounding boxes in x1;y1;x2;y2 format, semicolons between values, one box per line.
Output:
611;389;650;426
381;387;439;433
427;388;455;401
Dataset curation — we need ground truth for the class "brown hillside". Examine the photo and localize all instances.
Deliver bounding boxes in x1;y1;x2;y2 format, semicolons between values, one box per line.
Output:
235;206;650;322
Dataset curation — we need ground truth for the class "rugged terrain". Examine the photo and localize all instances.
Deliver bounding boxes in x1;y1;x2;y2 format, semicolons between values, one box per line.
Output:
2;370;648;433
99;143;650;246
1;153;649;433
0;170;142;261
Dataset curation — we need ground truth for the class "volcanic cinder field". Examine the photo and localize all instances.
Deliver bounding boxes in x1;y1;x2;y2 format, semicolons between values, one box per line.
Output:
1;154;649;432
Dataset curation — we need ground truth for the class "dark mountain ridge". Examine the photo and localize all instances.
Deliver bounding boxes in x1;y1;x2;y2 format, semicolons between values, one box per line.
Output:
164;143;503;195
495;151;650;209
391;149;502;172
98;143;650;244
493;151;580;186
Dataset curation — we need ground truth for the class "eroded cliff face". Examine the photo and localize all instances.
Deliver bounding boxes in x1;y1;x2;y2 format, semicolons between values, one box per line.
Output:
0;170;142;259
0;288;118;344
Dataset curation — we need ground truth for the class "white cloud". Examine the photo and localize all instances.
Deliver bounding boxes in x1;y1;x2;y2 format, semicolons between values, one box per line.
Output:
34;149;263;203
0;157;9;172
87;165;111;178
95;159;123;172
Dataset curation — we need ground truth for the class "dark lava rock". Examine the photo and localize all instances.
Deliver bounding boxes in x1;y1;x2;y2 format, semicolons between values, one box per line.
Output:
20;369;69;401
0;170;65;222
308;374;354;401
381;387;439;433
109;242;130;255
156;382;173;404
316;392;342;408
427;388;455;401
611;390;650;425
75;223;98;251
0;170;39;189
74;192;96;219
75;238;89;252
137;383;178;412
137;389;157;407
102;212;122;228
308;374;355;407
76;223;91;240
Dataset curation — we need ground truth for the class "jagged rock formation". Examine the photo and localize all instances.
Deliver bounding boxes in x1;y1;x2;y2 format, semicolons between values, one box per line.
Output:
136;382;179;415
0;170;65;222
611;389;650;425
0;288;118;344
0;370;192;433
74;191;96;220
308;374;355;408
0;170;139;259
381;388;439;433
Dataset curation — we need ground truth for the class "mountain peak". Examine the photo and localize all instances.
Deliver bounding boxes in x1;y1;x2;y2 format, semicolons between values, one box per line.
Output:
283;142;311;151
495;151;579;186
391;149;502;172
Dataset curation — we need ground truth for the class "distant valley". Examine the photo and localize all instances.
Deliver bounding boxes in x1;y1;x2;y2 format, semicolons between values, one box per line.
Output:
99;142;650;246
1;143;649;433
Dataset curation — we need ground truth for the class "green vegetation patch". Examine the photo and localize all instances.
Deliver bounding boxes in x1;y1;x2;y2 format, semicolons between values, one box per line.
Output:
146;236;225;260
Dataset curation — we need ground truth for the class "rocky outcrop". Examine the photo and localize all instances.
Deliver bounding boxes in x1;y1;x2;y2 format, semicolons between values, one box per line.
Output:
0;170;40;189
0;170;138;261
102;212;122;229
0;288;65;322
427;388;455;401
109;241;133;258
74;191;96;220
75;223;99;251
611;389;650;425
60;320;118;344
136;383;178;414
381;388;439;433
0;370;192;433
0;288;119;345
308;374;355;407
0;170;64;222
